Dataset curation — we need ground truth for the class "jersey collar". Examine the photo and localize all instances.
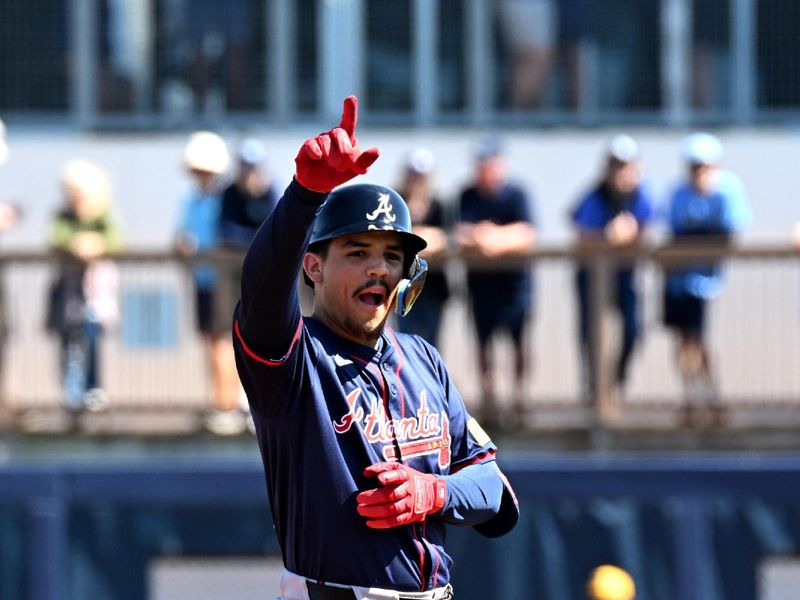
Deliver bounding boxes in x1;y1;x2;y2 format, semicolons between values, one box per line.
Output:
305;317;395;364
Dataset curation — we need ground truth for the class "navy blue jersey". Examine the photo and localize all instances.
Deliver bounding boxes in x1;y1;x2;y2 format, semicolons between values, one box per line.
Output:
234;181;514;592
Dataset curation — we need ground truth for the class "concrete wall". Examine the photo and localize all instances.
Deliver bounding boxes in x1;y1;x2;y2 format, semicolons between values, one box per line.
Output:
1;126;799;250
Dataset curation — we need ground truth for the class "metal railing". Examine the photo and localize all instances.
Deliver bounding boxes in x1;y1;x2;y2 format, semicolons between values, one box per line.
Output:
0;243;798;435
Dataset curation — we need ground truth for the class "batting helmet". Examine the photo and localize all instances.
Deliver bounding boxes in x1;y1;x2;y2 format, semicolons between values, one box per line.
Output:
308;183;427;274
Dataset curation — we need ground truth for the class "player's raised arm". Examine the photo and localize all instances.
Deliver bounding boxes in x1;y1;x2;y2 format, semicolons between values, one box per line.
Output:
236;96;379;357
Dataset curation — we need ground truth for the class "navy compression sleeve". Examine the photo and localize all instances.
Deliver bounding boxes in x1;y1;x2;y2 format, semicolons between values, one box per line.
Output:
237;179;327;357
437;461;503;527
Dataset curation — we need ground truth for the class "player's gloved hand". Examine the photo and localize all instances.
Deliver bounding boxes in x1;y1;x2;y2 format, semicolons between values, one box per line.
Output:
356;462;447;529
294;95;380;193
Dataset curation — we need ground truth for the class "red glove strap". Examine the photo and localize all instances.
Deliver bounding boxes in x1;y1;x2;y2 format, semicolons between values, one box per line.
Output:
415;472;447;515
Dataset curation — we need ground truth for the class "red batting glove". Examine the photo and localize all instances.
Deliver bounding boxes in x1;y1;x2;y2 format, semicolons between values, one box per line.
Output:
294;95;380;193
356;462;447;529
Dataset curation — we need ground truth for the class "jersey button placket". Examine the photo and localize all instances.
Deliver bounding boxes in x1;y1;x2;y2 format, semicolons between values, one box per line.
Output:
381;360;398;398
381;361;398;399
379;358;403;462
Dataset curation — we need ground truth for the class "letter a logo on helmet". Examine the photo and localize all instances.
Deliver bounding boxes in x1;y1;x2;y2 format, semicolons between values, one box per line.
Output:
366;193;398;228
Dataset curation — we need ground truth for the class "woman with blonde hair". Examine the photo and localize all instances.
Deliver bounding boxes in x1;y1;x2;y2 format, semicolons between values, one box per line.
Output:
47;159;122;417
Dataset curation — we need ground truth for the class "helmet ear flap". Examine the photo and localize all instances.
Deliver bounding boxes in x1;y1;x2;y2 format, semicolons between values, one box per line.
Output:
406;255;421;279
395;257;428;317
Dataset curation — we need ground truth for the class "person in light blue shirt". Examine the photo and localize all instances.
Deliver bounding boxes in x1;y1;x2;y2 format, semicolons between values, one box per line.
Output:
175;131;248;435
178;186;221;294
662;133;751;415
176;132;230;334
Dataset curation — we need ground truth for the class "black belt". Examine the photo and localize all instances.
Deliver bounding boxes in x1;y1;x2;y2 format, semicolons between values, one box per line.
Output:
306;580;357;600
306;580;454;600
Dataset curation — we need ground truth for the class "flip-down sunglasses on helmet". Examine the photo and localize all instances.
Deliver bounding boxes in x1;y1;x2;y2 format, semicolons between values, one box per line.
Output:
394;257;428;317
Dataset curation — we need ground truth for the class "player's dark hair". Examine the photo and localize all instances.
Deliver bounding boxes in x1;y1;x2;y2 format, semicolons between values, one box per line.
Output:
307;239;331;258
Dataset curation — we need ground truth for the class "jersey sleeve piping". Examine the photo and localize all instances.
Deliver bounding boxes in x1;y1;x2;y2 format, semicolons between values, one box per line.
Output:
451;450;497;474
411;529;426;591
234;317;303;366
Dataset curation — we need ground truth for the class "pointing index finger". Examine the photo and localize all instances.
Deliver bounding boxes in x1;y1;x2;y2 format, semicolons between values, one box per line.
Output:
339;95;358;143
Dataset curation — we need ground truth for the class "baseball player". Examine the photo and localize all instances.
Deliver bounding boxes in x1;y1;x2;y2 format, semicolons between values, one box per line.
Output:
233;96;519;600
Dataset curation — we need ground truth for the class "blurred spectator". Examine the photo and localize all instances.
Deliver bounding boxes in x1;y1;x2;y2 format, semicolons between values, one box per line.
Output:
219;138;278;248
593;0;661;110
175;131;245;436
395;148;451;347
0;119;20;404
0;120;19;234
691;0;730;110
557;0;598;111
456;137;537;427
159;0;254;115
0;118;7;167
663;133;750;424
0;119;20;229
187;0;249;112
46;160;122;418
570;135;655;401
497;0;556;109
97;0;143;112
217;137;278;430
586;564;636;600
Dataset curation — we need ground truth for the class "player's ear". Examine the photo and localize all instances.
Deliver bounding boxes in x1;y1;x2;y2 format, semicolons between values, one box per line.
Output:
303;252;324;285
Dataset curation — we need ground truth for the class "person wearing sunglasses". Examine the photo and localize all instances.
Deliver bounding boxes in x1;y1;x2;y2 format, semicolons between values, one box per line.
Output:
233;96;518;600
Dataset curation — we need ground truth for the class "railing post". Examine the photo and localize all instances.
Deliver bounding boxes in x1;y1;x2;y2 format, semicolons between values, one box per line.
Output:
731;0;755;124
269;0;293;121
661;0;691;127
319;0;363;121
413;0;438;126
588;253;615;426
69;0;98;129
465;0;492;125
212;251;243;347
